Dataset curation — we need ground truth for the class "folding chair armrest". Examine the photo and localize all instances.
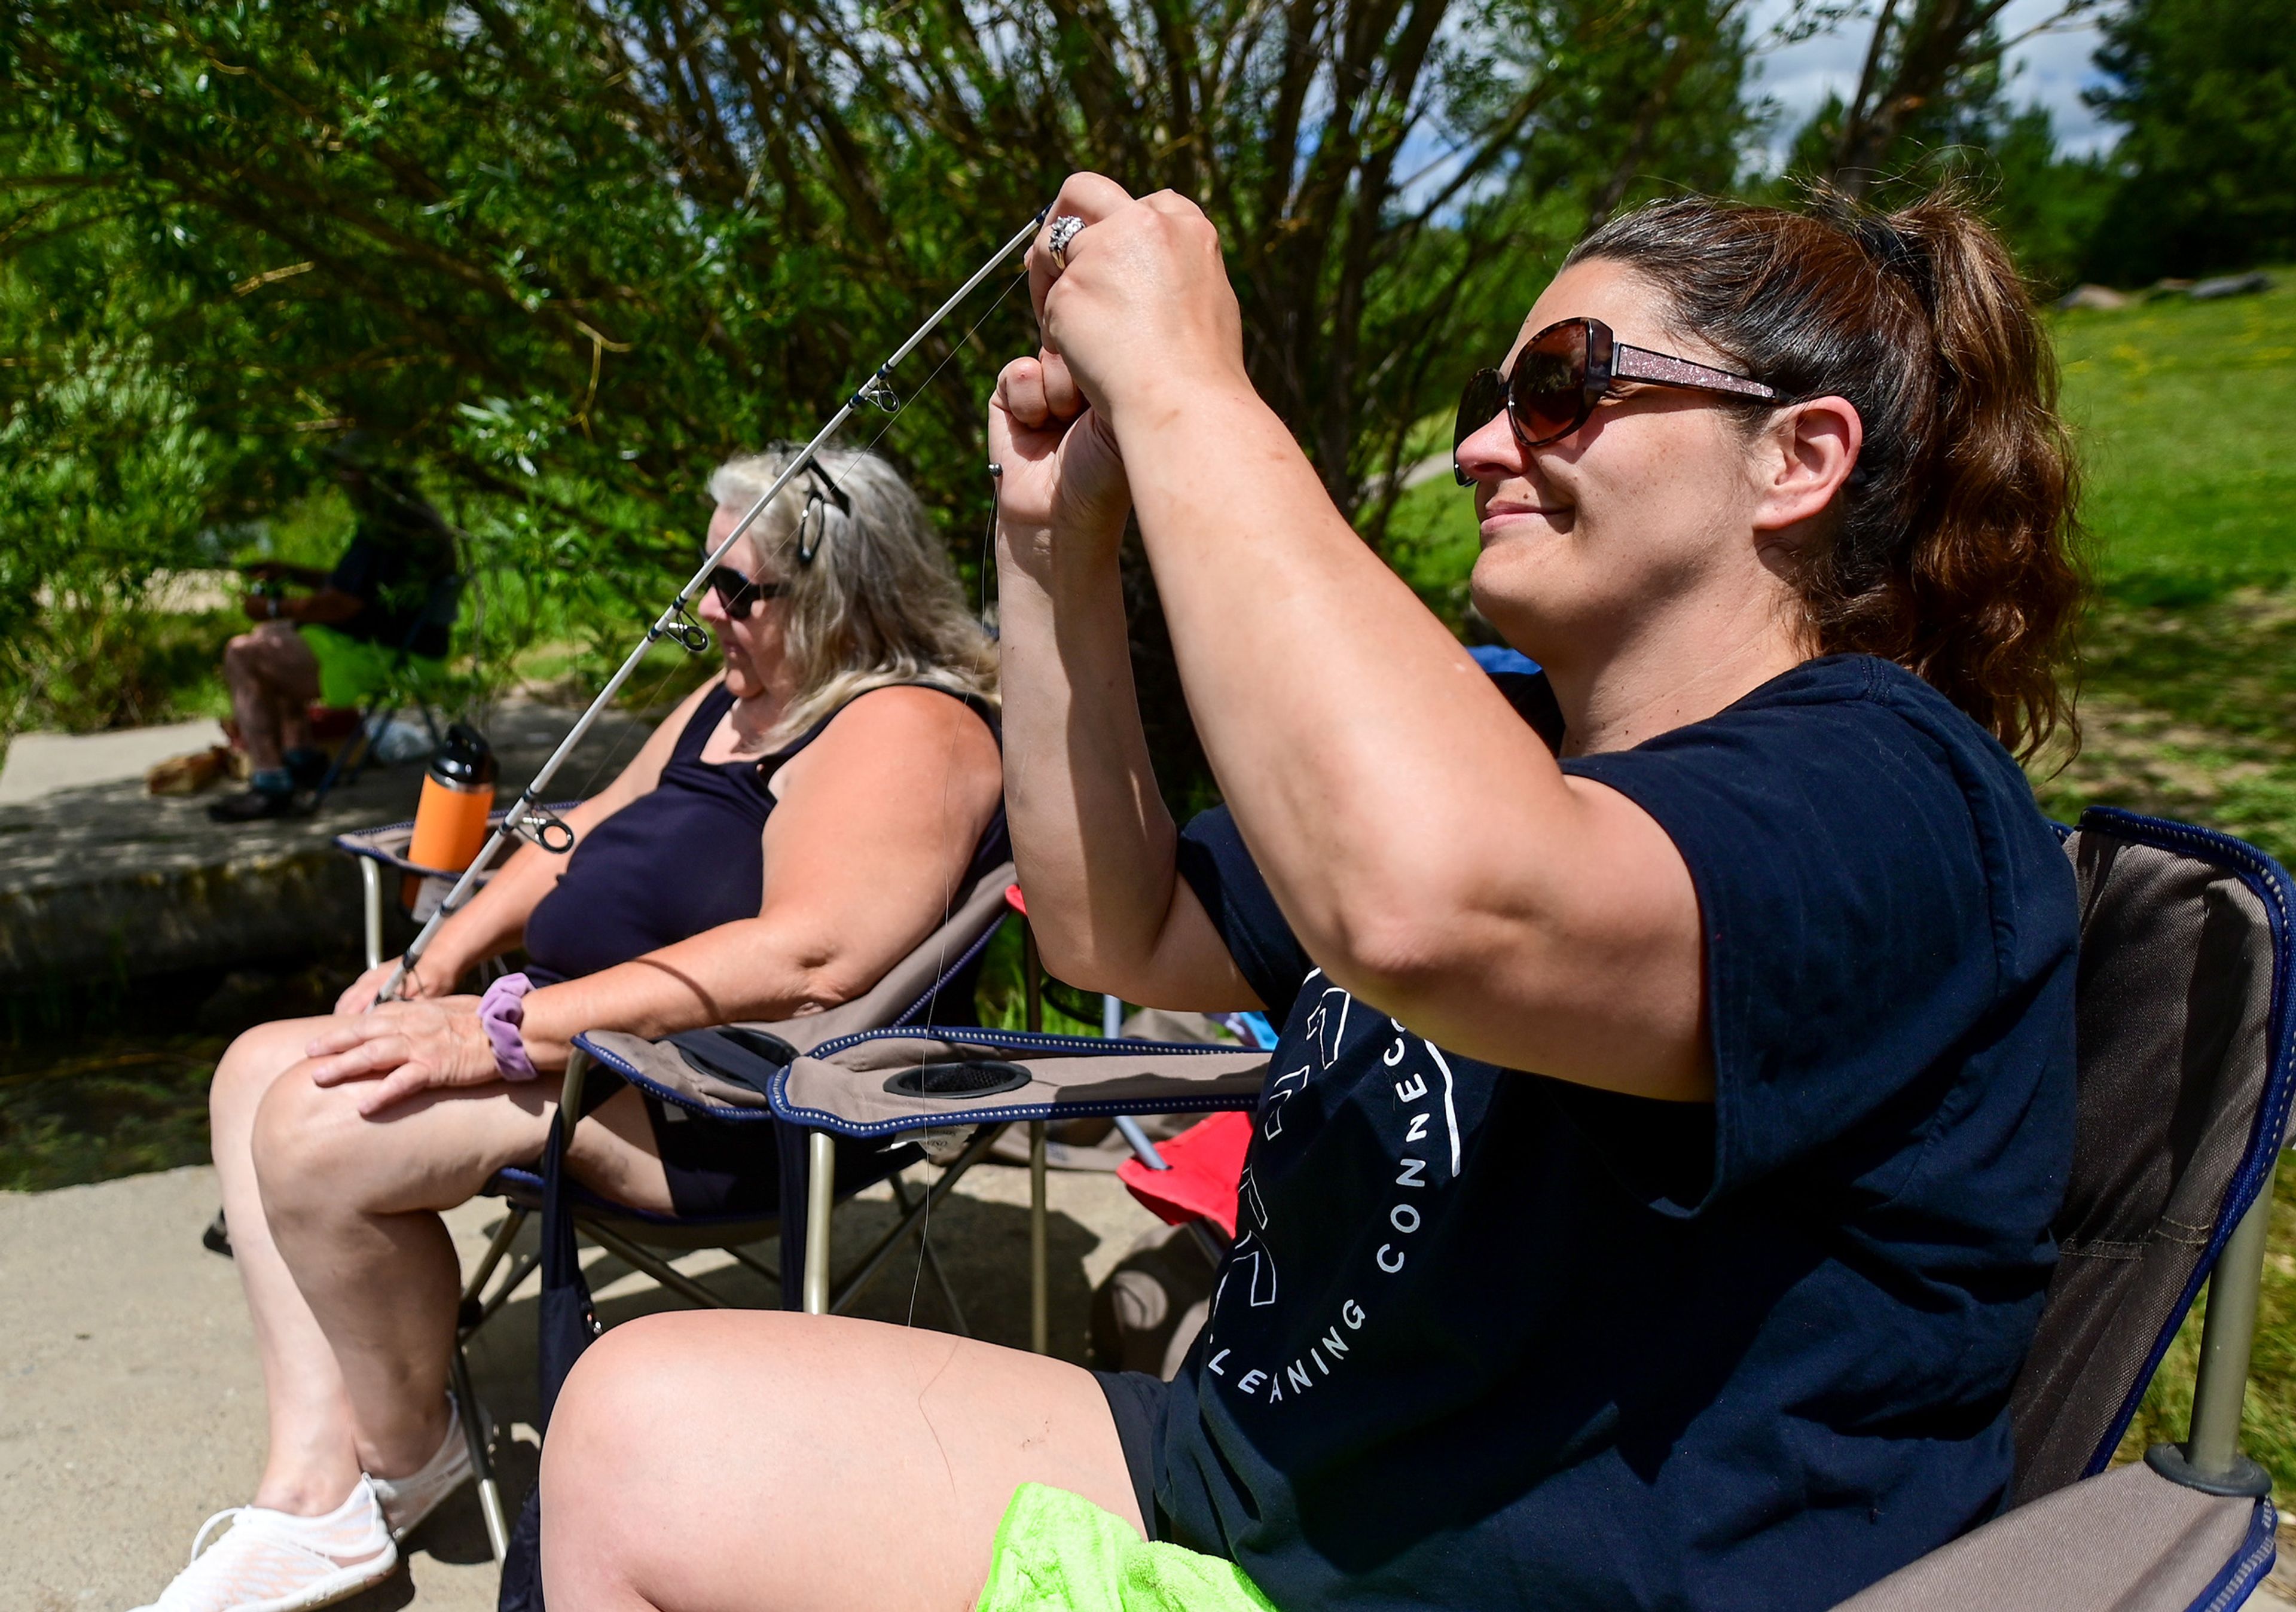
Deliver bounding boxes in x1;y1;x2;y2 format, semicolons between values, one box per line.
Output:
1831;1463;2274;1611
766;1028;1269;1139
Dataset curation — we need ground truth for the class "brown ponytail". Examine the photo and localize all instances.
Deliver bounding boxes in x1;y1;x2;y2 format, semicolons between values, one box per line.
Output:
1567;185;2086;761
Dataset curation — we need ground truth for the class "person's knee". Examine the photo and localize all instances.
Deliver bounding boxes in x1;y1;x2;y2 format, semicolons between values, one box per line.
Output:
552;1315;722;1463
212;1018;323;1136
223;633;262;680
250;1068;371;1222
542;1317;728;1586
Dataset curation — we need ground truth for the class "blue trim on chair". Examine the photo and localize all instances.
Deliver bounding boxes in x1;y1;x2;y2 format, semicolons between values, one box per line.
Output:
2074;807;2296;1481
573;1032;777;1122
570;912;1017;1122
767;1025;1265;1140
2185;1496;2276;1612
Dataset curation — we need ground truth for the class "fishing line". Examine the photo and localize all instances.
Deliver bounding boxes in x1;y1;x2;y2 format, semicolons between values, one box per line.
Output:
376;209;1049;1004
831;243;1030;1324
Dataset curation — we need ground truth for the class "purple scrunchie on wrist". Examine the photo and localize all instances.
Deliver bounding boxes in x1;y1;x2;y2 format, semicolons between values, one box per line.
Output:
478;972;539;1083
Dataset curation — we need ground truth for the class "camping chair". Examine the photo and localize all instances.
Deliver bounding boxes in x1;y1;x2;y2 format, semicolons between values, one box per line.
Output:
447;854;1023;1563
760;930;1273;1350
750;805;2296;1611
306;571;466;808
1837;804;2296;1609
332;804;581;968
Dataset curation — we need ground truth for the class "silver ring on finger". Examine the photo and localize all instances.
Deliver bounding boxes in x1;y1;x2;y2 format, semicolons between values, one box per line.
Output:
1048;215;1086;271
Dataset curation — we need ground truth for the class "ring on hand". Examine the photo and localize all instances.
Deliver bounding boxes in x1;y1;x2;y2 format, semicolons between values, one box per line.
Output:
1047;215;1086;271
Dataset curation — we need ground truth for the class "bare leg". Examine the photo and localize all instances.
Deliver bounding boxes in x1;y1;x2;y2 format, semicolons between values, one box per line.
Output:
542;1312;1142;1612
223;622;320;773
212;1017;370;1513
254;1064;668;1479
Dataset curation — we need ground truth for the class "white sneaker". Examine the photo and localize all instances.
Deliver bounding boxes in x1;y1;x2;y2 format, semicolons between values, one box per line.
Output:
368;1399;475;1542
130;1476;396;1612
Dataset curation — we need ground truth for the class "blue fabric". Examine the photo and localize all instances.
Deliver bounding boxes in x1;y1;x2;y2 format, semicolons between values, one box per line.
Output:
1465;643;1540;677
523;682;778;982
1155;653;2079;1612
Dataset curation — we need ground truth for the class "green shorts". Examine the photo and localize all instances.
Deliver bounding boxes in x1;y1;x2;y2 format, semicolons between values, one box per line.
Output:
975;1485;1272;1612
300;624;448;710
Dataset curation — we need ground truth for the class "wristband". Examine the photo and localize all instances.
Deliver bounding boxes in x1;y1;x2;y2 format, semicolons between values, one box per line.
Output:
477;972;539;1083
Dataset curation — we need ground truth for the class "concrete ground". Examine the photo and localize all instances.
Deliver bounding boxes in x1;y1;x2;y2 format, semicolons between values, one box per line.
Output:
0;720;231;805
1;1156;1167;1611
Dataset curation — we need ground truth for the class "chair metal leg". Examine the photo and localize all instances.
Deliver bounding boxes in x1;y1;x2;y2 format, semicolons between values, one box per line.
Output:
469;1250;539;1331
1030;1120;1049;1354
457;1207;529;1327
359;860;384;971
448;1344;508;1564
2190;1178;2275;1478
725;1243;781;1286
828;1125;1006;1314
804;1130;836;1314
579;1220;729;1309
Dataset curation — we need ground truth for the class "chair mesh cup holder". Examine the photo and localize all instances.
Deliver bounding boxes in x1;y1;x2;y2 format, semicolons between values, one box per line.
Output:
882;1059;1033;1101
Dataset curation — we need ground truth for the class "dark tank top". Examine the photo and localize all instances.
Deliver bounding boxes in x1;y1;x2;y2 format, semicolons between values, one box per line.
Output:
521;680;999;984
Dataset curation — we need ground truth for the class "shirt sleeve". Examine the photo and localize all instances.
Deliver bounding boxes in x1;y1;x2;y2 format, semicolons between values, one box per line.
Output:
325;536;380;605
1174;806;1315;1024
1561;676;2020;1211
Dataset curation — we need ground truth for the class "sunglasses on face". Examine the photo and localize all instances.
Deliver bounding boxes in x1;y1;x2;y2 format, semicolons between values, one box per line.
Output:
1452;317;1782;486
705;564;789;619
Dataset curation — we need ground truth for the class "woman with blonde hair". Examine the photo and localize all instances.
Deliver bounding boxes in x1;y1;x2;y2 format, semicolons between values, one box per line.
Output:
129;447;1003;1612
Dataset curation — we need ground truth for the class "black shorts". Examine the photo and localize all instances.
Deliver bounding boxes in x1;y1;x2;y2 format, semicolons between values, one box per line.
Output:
638;1094;922;1220
1092;1368;1171;1540
640;1093;782;1218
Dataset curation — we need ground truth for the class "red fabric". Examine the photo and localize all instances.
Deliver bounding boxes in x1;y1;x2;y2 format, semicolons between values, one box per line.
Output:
1118;1110;1252;1238
305;704;362;741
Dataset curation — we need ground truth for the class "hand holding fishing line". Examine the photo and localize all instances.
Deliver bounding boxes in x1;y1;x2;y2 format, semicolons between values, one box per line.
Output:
1027;173;1252;430
372;206;1051;1008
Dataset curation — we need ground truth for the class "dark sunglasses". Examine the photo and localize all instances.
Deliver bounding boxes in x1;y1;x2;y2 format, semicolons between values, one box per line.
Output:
706;564;788;619
1452;317;1782;486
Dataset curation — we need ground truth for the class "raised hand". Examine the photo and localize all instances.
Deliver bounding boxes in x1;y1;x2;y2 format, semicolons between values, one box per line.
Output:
1027;175;1250;427
303;996;497;1117
990;355;1130;574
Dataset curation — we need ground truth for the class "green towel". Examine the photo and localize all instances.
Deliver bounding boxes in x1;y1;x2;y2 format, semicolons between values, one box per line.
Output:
975;1483;1276;1612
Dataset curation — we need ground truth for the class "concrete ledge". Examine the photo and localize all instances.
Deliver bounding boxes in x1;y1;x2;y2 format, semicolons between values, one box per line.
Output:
0;702;648;993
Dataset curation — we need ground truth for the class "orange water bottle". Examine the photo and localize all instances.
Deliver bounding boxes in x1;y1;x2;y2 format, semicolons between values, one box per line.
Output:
404;723;497;910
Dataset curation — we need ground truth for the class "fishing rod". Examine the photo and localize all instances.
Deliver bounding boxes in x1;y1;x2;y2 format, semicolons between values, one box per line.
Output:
376;206;1048;1004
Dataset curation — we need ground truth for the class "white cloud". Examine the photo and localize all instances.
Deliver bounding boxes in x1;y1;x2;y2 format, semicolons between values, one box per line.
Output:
1744;0;2123;170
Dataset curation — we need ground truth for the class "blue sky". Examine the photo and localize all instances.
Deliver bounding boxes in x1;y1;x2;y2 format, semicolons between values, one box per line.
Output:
1744;0;2124;168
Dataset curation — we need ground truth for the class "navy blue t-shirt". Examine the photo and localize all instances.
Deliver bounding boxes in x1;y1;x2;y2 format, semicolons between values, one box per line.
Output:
1155;653;2078;1612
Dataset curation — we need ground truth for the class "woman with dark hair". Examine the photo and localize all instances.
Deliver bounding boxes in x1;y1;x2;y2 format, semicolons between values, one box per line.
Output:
539;177;2086;1612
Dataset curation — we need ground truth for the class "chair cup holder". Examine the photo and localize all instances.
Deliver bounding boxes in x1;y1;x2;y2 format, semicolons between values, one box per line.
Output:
881;1060;1033;1101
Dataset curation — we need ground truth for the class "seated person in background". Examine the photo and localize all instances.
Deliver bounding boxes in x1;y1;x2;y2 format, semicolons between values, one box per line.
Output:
130;447;1003;1612
210;433;460;822
538;177;2086;1612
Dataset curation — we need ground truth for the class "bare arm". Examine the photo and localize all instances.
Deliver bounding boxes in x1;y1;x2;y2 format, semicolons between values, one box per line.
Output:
514;686;1004;1067
1023;178;1707;1100
991;366;1259;1012
338;680;716;1006
312;685;1003;1110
